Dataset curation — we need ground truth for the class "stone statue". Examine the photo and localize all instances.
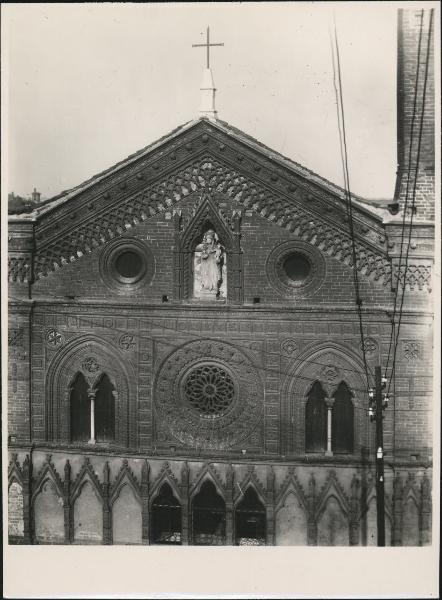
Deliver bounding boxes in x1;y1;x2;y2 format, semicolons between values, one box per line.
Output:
194;229;226;299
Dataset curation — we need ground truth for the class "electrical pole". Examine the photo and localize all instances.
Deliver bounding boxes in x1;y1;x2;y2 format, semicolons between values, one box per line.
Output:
374;366;385;546
369;366;388;546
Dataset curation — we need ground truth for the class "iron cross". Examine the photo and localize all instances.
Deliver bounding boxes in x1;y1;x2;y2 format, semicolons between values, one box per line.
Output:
192;26;224;69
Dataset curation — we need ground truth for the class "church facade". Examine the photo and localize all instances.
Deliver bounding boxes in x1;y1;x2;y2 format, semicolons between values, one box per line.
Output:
7;9;434;546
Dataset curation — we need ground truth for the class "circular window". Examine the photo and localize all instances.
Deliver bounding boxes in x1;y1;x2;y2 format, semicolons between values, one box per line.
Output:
282;253;311;284
266;240;325;298
114;250;144;282
99;237;155;293
154;340;264;450
183;364;236;418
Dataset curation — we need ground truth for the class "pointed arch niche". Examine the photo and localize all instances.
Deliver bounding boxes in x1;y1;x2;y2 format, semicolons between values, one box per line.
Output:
45;336;136;447
191;479;226;545
282;344;370;457
234;486;266;546
172;193;243;303
150;482;182;545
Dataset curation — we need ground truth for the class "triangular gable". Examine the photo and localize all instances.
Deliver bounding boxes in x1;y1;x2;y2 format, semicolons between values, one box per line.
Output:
9;119;391;285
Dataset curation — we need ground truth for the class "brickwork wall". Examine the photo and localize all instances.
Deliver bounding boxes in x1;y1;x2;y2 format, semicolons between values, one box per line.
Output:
396;8;435;221
13;302;430;458
32;202;397;308
8;306;32;442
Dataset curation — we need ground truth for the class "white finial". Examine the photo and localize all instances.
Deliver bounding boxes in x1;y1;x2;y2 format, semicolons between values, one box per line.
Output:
192;26;224;120
199;67;217;119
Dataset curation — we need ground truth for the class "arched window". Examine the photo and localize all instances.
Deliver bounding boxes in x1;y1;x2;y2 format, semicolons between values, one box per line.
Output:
305;381;327;453
332;381;354;454
235;487;266;546
151;483;182;545
94;374;115;443
192;480;226;545
70;373;90;442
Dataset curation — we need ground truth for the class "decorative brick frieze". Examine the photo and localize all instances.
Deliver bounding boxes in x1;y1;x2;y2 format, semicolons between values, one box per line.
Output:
24;140;391;286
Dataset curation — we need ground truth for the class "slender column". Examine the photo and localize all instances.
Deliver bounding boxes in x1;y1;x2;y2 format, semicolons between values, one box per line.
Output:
349;474;360;545
307;473;317;545
63;460;72;544
266;466;275;546
102;462;112;545
420;473;431;545
325;397;335;456
392;472;403;546
22;455;32;544
141;461;150;545
180;462;190;546
88;390;96;445
225;465;234;545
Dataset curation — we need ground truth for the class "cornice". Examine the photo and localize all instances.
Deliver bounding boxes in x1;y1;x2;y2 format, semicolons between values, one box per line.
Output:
27;298;434;319
7;442;433;471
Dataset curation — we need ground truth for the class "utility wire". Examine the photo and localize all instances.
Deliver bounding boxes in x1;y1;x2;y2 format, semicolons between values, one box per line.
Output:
387;9;434;398
385;9;426;378
330;17;371;393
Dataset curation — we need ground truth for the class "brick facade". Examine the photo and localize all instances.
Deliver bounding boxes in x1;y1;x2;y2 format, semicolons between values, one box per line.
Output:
8;9;435;546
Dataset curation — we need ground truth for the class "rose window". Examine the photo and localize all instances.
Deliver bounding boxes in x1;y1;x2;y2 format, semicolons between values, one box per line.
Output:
183;364;235;417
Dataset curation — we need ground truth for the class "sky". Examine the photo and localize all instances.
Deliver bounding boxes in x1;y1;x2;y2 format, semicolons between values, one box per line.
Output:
3;2;401;200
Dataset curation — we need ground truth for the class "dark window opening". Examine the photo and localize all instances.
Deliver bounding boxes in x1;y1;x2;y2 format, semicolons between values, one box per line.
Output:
151;483;182;545
192;480;226;545
305;380;327;453
70;372;90;443
114;250;144;280
332;381;354;454
235;487;266;546
283;253;311;283
94;373;115;443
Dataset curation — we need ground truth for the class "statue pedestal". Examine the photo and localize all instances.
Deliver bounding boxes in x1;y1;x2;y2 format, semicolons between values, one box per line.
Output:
194;288;220;301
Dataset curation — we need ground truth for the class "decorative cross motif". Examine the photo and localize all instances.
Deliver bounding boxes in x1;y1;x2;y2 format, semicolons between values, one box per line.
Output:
403;340;420;361
281;339;298;356
192;26;224;69
119;333;135;351
45;329;64;348
360;337;378;356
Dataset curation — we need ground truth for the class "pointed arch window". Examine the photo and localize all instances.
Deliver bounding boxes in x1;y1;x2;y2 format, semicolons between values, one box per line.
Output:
332;381;354;454
192;480;226;545
70;373;90;443
305;381;327;453
69;371;116;445
151;483;182;545
235;487;266;546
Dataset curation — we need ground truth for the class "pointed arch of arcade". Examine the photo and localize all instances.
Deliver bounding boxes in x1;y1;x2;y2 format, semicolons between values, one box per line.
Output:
149;481;182;545
45;335;136;447
281;342;370;457
173;192;243;302
233;483;267;546
190;474;227;546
